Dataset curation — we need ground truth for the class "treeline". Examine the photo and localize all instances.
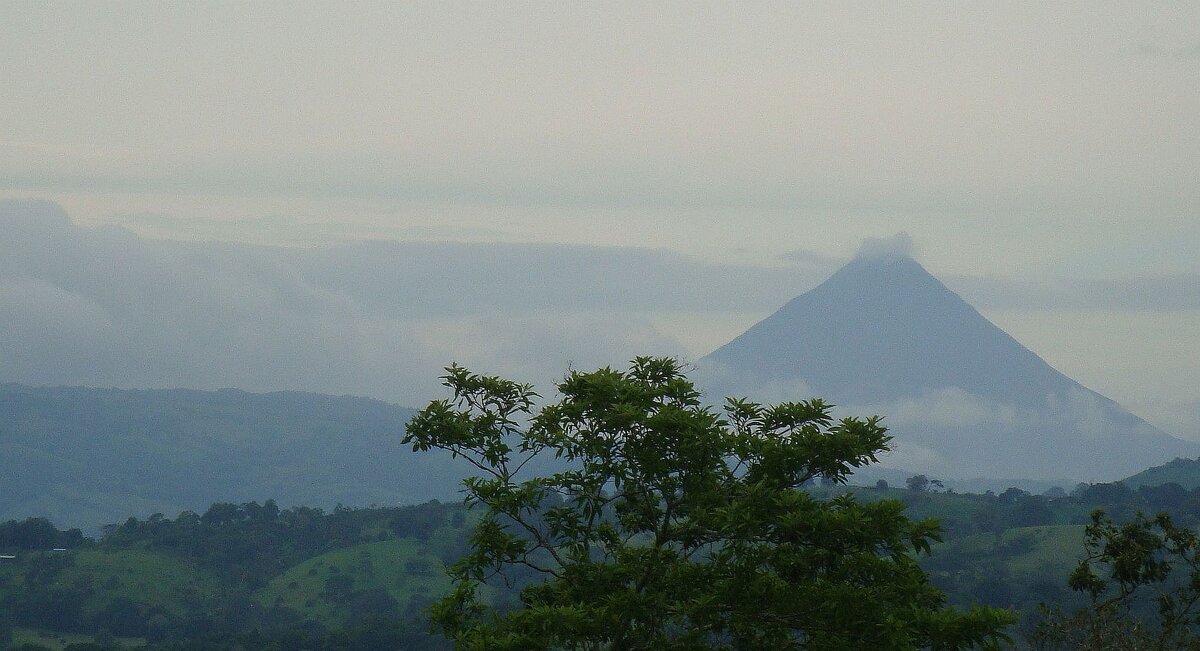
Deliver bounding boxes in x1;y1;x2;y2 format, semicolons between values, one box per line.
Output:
875;479;1200;535
101;499;466;589
1070;480;1200;522
0;518;86;552
5;481;1200;649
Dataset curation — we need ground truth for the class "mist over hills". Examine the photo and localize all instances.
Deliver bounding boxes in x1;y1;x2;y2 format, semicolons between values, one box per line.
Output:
0;383;468;530
4;198;1198;523
5;198;1198;437
699;245;1200;482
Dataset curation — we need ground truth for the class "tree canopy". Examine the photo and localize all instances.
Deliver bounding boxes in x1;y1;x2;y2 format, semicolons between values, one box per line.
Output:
404;357;1014;650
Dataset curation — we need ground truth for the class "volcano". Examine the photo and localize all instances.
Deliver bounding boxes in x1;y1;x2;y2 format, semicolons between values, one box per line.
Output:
699;248;1198;482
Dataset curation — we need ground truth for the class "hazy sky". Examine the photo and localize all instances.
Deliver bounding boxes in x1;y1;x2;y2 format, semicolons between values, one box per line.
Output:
2;4;1199;437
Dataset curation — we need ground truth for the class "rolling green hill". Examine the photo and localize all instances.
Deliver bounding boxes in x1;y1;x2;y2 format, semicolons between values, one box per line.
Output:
256;538;451;625
0;546;223;633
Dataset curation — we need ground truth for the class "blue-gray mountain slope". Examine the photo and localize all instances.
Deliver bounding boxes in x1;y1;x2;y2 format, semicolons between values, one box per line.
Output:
700;254;1198;481
0;384;468;531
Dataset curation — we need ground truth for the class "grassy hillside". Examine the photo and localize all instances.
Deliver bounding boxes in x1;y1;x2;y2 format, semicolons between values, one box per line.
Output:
256;538;451;625
67;548;223;617
0;384;474;531
0;551;218;646
926;525;1088;616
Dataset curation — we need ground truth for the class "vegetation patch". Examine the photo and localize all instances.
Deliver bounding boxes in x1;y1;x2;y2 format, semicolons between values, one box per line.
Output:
256;538;451;625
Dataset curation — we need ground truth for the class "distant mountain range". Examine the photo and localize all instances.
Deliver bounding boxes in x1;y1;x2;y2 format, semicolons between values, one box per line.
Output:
699;251;1199;482
0;384;469;531
5;250;1196;529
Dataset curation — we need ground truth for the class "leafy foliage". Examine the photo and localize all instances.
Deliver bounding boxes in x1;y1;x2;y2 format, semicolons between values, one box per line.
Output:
1031;510;1200;650
0;518;87;552
405;357;1014;650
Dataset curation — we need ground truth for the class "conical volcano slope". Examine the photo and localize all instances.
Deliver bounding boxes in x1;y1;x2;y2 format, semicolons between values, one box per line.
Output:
700;253;1198;481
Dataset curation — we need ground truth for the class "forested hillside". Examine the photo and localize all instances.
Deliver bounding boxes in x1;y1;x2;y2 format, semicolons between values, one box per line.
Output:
2;479;1198;649
0;501;465;650
1122;456;1200;490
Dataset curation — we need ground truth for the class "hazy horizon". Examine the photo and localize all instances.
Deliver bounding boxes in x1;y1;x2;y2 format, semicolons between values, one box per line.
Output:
3;4;1199;440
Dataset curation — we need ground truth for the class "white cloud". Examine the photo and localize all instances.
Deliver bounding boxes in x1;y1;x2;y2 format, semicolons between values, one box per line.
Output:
853;233;916;263
859;387;1021;431
693;359;815;406
878;441;946;473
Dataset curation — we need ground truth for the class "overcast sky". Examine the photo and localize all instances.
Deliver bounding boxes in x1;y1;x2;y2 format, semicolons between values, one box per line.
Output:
2;3;1199;437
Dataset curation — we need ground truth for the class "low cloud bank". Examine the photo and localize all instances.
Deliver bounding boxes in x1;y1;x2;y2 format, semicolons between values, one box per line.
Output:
0;200;824;404
5;199;1198;421
694;359;1194;481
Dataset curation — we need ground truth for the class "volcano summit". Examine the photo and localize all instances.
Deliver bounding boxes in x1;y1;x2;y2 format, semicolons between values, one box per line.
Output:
699;243;1197;482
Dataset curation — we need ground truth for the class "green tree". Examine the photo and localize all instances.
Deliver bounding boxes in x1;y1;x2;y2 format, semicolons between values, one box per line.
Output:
404;357;1014;650
906;474;931;492
1031;510;1200;650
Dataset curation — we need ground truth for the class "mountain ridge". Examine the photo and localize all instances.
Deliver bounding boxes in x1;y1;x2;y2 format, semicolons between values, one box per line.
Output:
0;383;468;530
